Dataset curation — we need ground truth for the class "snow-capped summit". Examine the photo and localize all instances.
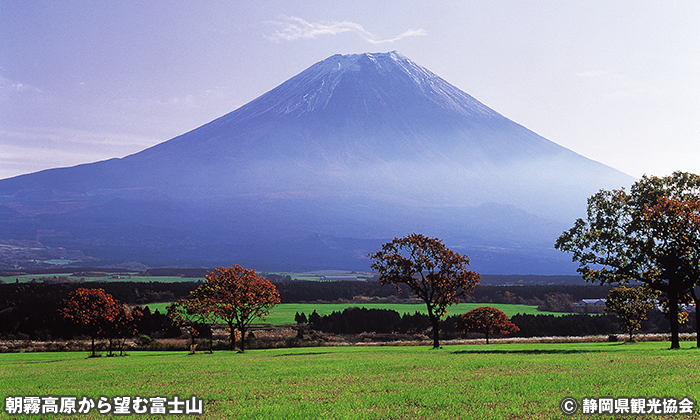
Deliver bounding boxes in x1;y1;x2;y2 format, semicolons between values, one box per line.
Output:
229;51;496;120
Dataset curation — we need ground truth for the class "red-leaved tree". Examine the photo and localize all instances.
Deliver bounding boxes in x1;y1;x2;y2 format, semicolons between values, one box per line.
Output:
369;233;481;349
105;303;142;356
455;306;519;344
191;265;280;352
59;288;120;357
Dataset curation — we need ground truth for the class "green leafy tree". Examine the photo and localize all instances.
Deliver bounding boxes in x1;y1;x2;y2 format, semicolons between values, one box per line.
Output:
369;233;481;348
167;297;216;354
455;306;519;344
191;265;280;352
605;286;660;342
555;171;700;349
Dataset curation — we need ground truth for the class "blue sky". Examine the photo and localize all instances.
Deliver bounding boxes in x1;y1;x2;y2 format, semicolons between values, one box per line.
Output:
1;1;698;180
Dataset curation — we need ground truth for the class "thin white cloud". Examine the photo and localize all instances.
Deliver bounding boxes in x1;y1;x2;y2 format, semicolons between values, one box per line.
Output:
266;16;426;44
0;75;43;93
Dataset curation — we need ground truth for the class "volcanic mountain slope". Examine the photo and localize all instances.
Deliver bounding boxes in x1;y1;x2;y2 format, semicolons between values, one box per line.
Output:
0;52;634;273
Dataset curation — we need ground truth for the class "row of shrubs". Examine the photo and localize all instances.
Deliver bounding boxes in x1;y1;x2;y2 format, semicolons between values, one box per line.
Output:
301;307;696;339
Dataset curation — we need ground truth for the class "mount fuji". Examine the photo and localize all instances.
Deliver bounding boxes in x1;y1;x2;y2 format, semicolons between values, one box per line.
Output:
0;52;634;273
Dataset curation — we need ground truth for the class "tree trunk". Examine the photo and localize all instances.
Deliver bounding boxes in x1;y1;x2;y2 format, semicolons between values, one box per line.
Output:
429;315;440;348
432;319;440;348
669;292;680;349
691;287;699;348
424;304;441;349
227;322;236;351
91;336;96;357
485;332;489;345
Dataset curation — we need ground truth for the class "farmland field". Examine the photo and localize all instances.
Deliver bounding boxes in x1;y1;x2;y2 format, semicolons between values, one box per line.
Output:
0;271;374;284
143;302;572;325
1;342;698;419
0;274;200;284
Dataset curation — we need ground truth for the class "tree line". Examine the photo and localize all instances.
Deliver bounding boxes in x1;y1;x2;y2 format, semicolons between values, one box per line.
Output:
274;282;614;304
0;279;688;345
0;279;612;306
298;306;695;340
0;280;613;341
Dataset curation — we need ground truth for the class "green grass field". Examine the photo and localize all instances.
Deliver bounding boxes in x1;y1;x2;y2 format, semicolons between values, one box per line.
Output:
143;302;571;325
1;342;698;419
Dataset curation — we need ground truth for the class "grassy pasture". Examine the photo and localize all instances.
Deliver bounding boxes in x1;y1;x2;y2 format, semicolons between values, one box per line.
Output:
1;342;698;419
143;302;571;325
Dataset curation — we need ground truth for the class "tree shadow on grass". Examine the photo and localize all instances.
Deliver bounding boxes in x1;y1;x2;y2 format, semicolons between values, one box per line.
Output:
452;349;606;355
272;351;333;357
453;342;697;354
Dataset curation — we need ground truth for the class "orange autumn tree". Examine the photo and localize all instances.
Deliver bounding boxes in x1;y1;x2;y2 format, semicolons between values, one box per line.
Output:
192;265;280;352
369;233;481;349
455;306;519;344
59;288;121;357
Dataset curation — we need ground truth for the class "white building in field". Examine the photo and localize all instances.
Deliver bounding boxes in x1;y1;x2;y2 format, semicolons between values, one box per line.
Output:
573;298;606;313
574;298;606;307
653;301;696;313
